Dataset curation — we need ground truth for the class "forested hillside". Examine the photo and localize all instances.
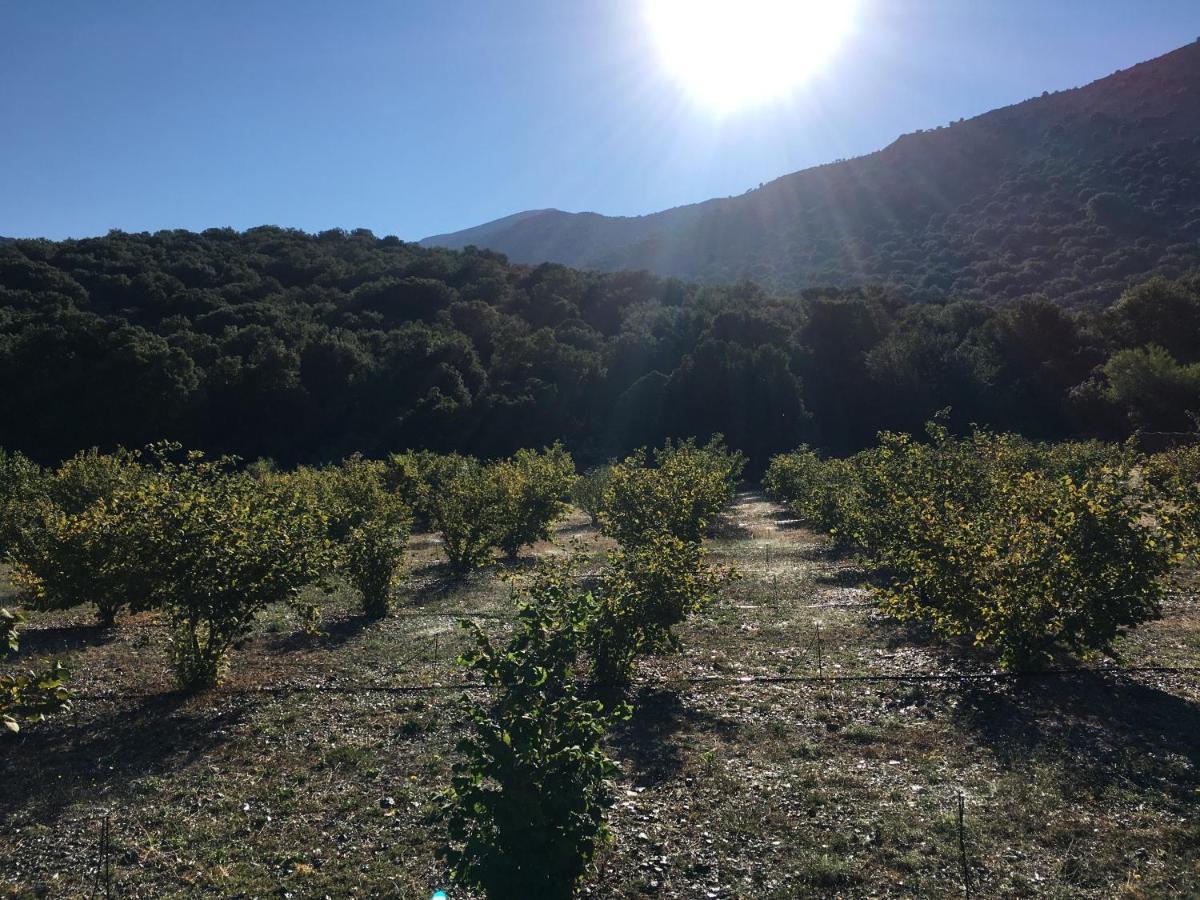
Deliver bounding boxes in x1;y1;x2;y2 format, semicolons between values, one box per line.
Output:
424;40;1200;308
3;228;1199;466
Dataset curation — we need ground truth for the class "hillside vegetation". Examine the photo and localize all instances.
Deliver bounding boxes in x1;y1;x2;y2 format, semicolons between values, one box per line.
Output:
4;229;1200;466
424;41;1200;308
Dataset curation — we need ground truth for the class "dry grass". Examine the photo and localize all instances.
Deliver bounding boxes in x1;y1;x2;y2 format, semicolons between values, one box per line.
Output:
2;496;1198;898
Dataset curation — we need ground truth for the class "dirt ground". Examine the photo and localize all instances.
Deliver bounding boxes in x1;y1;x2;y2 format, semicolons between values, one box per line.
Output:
2;492;1198;898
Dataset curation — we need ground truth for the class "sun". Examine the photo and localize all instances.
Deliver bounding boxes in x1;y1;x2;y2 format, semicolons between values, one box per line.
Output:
645;0;859;112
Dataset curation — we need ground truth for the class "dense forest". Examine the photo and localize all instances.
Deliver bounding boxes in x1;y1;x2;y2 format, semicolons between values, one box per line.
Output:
2;227;1199;468
425;40;1200;308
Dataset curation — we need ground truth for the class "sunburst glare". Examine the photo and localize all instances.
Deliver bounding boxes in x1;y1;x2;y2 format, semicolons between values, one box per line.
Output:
645;0;860;112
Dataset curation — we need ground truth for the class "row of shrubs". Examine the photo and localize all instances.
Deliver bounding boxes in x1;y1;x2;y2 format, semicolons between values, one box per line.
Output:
438;437;744;899
0;435;742;709
0;442;584;690
764;419;1194;669
0;435;747;897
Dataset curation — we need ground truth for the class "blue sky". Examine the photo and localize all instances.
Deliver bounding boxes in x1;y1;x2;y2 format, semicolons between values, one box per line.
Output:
2;0;1197;241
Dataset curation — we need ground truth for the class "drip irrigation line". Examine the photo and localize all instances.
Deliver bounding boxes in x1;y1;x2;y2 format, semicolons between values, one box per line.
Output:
63;663;1200;702
679;664;1200;686
17;595;883;634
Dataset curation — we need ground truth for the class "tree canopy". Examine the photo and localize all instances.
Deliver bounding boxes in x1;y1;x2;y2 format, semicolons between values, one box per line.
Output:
1;228;1197;468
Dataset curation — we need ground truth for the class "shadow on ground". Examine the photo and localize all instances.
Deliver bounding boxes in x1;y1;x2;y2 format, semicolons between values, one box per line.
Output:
264;612;378;653
767;504;817;531
710;517;755;540
794;542;861;564
814;567;875;589
403;567;490;608
555;520;600;538
0;692;254;826
955;674;1200;810
8;623;118;659
608;686;740;788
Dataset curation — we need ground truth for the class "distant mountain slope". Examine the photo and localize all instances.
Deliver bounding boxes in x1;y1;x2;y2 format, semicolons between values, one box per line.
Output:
423;40;1200;307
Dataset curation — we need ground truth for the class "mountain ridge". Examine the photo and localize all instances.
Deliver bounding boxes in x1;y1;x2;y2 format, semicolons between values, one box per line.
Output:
422;40;1200;307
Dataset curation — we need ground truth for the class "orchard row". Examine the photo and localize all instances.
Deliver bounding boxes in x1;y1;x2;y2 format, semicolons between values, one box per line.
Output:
1;437;746;898
765;420;1199;669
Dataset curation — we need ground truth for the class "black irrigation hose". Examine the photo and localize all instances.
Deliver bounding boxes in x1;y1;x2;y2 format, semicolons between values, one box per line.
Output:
14;610;515;631
69;683;485;700
64;663;1200;702
679;665;1200;686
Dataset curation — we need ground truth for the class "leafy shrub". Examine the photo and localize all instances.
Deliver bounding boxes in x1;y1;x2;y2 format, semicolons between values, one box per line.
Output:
838;424;991;556
8;448;149;626
1143;444;1200;495
572;465;612;526
763;445;857;537
440;559;629;899
273;457;413;617
244;457;278;480
131;448;334;690
762;447;811;504
320;457;413;617
1144;443;1200;555
0;449;44;558
769;421;1007;554
386;450;467;531
427;458;504;573
879;453;1170;668
696;435;749;495
770;424;1173;668
585;591;644;692
344;514;411;617
1016;439;1127;481
491;443;577;559
589;534;729;686
44;447;145;515
10;499;147;627
1;607;71;734
600;437;744;548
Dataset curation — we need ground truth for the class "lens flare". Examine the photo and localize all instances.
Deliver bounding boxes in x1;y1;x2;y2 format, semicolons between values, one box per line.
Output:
645;0;859;111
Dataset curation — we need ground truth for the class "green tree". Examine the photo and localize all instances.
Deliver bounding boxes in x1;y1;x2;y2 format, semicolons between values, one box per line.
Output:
772;425;1175;669
308;457;413;617
1105;276;1200;364
0;448;44;559
571;465;612;527
600;437;744;548
428;459;503;573
491;443;577;560
131;449;334;690
8;448;148;626
439;559;629;899
589;534;728;687
1102;345;1200;431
